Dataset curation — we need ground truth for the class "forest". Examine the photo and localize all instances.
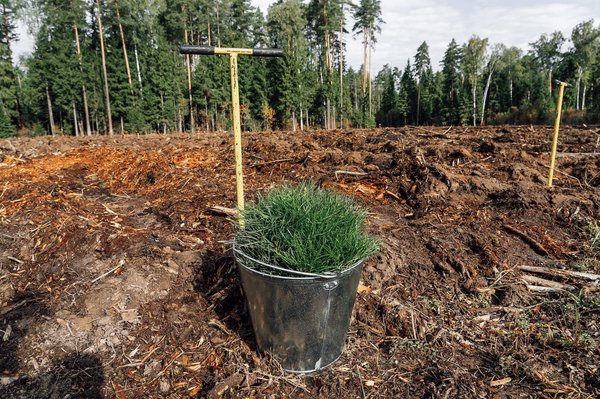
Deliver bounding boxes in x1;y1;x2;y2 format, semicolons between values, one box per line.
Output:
0;0;599;137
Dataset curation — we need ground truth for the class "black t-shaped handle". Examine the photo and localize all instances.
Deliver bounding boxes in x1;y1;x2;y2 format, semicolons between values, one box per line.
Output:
179;45;284;57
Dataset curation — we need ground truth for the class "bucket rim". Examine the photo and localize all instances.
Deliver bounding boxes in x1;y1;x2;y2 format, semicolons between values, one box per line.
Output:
232;244;363;281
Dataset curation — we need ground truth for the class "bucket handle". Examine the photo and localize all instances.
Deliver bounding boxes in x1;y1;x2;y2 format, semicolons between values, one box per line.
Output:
232;245;343;279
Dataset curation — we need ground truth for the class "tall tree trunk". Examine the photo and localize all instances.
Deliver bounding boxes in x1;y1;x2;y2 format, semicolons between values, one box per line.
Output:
509;69;513;106
46;84;55;135
472;80;476;127
183;8;195;133
362;29;368;96
339;2;344;129
73;21;92;136
96;0;114;135
216;6;221;47
134;42;143;97
3;7;10;51
205;96;209;131
481;66;494;126
73;102;79;136
354;74;358;110
324;2;331;129
416;84;421;125
15;74;23;129
576;67;582;110
368;25;372;119
582;84;586;111
207;21;211;46
548;68;552;94
115;1;133;92
326;98;330;129
300;107;304;131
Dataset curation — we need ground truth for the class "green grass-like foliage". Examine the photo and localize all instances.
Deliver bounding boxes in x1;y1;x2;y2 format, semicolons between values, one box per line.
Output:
234;183;379;275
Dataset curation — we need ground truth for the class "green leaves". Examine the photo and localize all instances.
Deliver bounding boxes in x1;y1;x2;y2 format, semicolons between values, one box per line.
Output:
234;183;379;275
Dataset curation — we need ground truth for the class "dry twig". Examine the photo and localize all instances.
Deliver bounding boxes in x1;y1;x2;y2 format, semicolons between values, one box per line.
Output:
91;259;125;284
518;265;599;281
335;170;368;180
520;274;576;290
503;225;549;256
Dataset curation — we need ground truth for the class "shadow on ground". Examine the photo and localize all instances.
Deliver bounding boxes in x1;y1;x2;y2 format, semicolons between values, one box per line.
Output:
192;249;257;351
0;291;105;398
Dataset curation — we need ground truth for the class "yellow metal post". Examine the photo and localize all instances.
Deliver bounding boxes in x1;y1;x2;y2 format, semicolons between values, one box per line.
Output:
178;45;283;226
548;81;568;187
229;53;245;226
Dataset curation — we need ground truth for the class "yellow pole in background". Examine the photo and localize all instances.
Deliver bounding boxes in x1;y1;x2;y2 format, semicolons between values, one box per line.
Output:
229;53;245;226
548;81;569;187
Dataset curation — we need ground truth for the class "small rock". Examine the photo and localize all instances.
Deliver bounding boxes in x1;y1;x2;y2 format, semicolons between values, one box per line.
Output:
209;374;244;399
96;316;112;326
159;380;170;393
2;324;11;342
121;309;139;323
174;250;203;266
143;360;161;378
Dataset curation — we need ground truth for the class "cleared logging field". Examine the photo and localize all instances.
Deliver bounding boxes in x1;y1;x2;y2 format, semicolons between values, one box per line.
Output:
0;125;599;398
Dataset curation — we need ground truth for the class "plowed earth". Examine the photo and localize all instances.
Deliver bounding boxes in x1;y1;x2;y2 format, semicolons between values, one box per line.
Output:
0;126;599;398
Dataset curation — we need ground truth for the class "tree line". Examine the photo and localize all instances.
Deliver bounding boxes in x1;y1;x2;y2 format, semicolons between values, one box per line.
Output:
0;0;598;138
374;24;600;128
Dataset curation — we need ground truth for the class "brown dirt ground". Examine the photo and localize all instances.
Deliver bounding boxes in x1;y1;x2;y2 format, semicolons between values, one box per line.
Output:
0;125;599;398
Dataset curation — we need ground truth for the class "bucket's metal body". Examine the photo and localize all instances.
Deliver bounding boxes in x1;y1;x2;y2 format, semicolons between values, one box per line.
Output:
235;249;363;373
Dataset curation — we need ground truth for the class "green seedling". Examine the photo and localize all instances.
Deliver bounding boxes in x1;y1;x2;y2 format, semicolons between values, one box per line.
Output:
234;182;379;275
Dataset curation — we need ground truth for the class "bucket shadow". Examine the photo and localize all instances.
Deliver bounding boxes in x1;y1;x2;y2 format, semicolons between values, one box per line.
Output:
0;291;51;374
192;249;257;350
0;353;105;399
0;291;105;398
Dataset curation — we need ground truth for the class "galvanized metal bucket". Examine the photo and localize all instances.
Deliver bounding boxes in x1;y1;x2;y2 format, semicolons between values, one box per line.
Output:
233;246;363;373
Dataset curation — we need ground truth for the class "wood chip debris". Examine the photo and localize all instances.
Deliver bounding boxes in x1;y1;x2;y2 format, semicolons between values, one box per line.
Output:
490;377;512;387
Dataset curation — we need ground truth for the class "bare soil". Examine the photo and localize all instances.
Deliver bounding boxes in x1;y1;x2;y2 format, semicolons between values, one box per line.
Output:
0;126;599;398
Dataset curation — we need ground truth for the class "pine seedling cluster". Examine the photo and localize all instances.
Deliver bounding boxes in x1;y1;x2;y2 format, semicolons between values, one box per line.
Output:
234;183;379;275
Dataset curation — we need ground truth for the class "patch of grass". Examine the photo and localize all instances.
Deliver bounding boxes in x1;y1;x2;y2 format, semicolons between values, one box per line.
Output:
572;258;598;272
234;182;379;275
584;220;600;252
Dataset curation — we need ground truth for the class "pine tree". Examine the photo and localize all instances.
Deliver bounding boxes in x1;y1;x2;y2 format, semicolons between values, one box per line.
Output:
462;35;488;126
440;39;462;125
399;60;416;125
352;0;383;126
267;0;308;129
0;0;18;132
0;106;14;137
376;64;396;126
414;41;431;125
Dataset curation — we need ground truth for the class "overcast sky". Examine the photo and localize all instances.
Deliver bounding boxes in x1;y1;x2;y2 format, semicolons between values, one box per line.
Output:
13;0;600;72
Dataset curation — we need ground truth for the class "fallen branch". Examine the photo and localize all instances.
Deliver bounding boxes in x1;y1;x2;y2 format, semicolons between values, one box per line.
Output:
150;352;184;383
555;152;600;159
91;259;125;284
503;225;549;256
520;274;575;290
384;190;401;201
210;206;238;217
334;170;368;180
526;285;566;293
518;265;599;281
251;158;293;167
117;346;159;368
7;256;23;264
0;298;38;317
